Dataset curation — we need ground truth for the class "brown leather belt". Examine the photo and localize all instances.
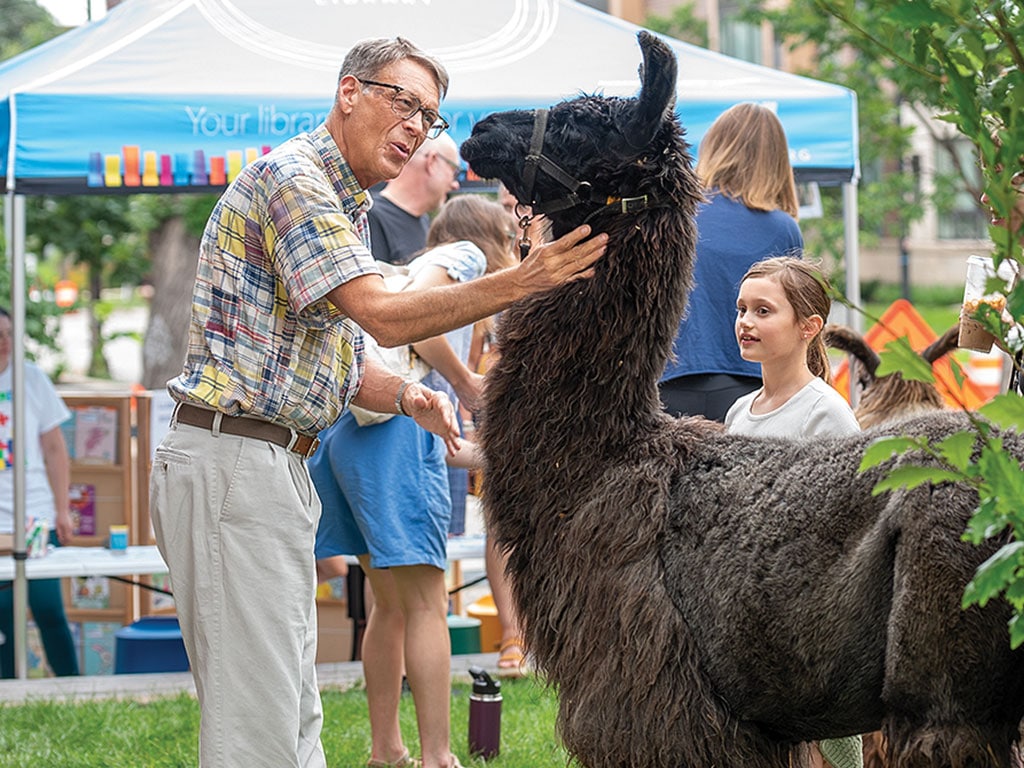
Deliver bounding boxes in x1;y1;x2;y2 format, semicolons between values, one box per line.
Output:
175;403;320;458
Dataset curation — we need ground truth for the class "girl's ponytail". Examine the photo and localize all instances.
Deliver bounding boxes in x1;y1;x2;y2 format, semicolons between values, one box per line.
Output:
808;333;831;384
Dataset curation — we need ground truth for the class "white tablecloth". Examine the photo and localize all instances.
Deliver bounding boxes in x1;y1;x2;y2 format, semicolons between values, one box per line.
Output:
0;536;487;582
0;545;168;581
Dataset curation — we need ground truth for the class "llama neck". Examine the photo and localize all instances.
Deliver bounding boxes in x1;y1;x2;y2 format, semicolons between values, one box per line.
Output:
483;208;693;463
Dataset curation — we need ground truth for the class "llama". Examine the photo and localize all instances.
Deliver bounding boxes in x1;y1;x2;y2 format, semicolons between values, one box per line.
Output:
825;323;960;428
461;31;1024;768
825;323;960;768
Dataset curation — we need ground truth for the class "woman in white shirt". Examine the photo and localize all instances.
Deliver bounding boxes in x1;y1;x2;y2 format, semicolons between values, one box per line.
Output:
0;307;78;678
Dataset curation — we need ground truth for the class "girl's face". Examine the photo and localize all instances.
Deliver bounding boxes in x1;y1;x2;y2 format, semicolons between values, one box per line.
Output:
734;276;816;367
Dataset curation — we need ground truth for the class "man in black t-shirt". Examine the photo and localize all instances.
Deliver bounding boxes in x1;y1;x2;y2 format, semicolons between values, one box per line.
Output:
367;132;461;264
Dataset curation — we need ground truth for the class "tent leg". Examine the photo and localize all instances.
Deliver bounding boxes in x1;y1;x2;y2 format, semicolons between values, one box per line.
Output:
5;192;30;680
842;179;861;333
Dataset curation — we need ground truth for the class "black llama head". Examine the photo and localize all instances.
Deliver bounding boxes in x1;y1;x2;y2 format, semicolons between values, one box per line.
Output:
461;31;686;240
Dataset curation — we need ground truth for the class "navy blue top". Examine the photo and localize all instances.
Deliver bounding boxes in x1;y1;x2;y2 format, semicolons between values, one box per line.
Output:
661;192;803;382
367;194;430;265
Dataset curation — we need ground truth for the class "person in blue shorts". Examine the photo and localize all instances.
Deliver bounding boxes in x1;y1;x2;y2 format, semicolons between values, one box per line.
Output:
311;195;517;768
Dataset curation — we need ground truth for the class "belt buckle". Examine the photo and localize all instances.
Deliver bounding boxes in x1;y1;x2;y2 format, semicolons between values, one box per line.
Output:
288;429;320;459
303;436;320;459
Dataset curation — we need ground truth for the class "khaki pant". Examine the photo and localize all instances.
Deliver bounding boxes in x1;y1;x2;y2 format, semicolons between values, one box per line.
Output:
150;419;326;768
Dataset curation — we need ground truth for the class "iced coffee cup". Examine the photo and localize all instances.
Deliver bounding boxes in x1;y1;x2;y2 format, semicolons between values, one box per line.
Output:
958;255;1000;353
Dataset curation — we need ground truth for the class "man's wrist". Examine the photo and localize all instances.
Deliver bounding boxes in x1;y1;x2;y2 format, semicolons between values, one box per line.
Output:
395;379;414;416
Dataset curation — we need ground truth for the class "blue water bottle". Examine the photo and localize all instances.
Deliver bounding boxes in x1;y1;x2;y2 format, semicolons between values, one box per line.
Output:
468;666;502;759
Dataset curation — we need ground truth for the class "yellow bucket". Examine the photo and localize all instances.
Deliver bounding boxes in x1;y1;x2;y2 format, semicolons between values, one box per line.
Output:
466;593;502;653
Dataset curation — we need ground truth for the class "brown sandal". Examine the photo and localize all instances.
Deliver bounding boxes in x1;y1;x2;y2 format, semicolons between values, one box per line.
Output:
366;750;421;767
497;636;528;678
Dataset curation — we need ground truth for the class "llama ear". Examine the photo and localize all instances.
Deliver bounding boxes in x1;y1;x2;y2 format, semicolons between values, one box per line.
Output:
622;31;677;149
922;325;960;363
823;324;881;377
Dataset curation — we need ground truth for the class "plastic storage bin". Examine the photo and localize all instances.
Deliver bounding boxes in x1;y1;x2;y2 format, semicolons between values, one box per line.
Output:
114;616;189;674
467;593;502;653
447;614;482;655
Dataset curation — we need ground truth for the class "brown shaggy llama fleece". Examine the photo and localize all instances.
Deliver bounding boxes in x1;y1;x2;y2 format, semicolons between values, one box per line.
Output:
824;323;960;429
824;323;960;768
461;31;1024;768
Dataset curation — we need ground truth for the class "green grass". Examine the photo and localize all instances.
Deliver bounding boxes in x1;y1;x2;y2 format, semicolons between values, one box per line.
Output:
0;679;570;767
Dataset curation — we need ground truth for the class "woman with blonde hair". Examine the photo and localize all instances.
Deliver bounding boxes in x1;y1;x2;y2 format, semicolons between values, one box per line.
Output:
660;102;804;422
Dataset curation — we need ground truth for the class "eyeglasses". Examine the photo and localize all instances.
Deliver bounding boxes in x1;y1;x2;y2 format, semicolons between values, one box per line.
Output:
355;77;450;139
436;153;461;175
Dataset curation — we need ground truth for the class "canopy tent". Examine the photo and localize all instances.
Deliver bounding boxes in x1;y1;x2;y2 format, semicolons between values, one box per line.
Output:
1;0;858;193
1;0;861;678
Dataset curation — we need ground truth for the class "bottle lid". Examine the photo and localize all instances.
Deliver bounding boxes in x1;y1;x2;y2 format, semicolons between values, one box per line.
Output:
468;665;501;695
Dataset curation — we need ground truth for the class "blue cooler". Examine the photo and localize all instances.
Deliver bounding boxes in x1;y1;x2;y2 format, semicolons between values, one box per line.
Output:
114;616;189;674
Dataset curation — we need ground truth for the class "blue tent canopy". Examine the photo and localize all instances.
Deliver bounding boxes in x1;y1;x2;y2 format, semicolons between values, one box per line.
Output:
1;0;858;195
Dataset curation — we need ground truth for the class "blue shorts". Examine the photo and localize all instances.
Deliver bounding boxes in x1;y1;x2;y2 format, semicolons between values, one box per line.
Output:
309;411;451;570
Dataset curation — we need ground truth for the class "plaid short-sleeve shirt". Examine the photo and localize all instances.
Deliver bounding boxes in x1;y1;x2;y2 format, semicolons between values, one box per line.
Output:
168;123;380;434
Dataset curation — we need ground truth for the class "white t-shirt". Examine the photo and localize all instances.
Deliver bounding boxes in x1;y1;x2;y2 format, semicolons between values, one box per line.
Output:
408;241;488;407
0;362;71;533
725;377;860;439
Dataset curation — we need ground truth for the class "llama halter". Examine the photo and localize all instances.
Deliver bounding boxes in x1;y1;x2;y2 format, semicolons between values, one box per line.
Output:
516;107;665;259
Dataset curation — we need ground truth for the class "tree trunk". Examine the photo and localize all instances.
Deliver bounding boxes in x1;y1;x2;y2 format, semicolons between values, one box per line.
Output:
86;269;110;379
142;216;199;390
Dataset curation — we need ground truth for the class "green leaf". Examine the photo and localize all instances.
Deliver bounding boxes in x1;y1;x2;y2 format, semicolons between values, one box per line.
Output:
1009;612;1024;650
872;465;961;495
936;431;976;471
885;3;947;28
859;436;920;471
963;496;1006;544
976;444;1024;511
963;540;1024;608
1004;575;1024;611
948;357;967;389
875;338;936;383
980;394;1024;432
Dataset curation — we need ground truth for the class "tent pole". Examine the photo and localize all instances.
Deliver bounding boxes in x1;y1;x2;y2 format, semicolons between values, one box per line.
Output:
842;179;861;333
5;192;29;679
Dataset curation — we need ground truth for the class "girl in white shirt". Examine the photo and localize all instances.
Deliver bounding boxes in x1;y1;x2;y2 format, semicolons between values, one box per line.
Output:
725;256;859;439
724;256;862;768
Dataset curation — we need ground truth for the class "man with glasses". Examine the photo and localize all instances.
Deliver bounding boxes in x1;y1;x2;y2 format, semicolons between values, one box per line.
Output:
367;132;461;265
150;36;606;768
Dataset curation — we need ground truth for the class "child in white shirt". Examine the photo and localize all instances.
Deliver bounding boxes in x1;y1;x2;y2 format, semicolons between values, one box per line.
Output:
725;256;862;768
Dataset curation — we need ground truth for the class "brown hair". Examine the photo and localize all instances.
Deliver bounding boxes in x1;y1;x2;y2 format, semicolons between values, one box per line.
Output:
696;103;799;218
741;256;832;383
338;37;449;99
427;195;517;274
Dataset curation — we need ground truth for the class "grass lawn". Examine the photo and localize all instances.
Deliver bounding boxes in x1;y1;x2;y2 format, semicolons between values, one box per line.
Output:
0;678;571;768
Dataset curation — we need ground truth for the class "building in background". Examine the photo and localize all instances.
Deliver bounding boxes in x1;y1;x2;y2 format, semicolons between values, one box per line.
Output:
587;0;990;289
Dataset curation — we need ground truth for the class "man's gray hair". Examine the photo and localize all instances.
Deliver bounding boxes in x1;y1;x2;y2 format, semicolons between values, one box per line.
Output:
338;37;449;99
